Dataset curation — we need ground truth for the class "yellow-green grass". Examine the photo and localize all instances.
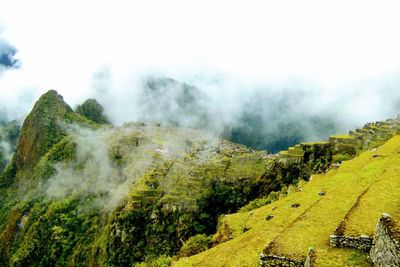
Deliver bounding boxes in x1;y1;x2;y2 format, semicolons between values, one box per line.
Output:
343;150;400;236
330;134;356;139
300;141;329;146
172;135;400;267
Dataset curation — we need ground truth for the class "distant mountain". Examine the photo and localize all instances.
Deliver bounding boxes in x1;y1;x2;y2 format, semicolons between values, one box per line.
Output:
138;77;212;129
138;77;339;153
75;98;109;124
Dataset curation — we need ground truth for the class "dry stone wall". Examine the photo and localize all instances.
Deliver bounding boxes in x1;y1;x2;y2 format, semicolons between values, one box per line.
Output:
370;214;400;266
259;247;315;267
259;254;303;267
329;234;372;251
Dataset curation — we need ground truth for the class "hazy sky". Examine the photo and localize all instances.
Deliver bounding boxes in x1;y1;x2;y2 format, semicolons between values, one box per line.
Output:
0;1;400;126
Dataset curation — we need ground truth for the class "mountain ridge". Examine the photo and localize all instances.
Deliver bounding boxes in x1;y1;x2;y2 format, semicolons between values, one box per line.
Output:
0;90;399;266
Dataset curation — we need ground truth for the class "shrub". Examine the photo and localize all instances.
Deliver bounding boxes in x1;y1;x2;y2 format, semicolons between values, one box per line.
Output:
332;154;351;163
212;219;233;245
134;255;173;267
239;197;273;212
179;234;211;258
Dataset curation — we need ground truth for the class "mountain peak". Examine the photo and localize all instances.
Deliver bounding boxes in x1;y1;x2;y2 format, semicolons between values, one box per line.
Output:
75;98;108;124
13;89;73;173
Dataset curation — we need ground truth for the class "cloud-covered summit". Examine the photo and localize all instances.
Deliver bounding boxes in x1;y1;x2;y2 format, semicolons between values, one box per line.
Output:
0;1;400;151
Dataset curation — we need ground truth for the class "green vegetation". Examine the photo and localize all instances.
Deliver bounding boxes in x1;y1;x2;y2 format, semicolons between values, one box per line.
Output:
134;255;173;267
332;153;352;163
13;90;72;173
178;234;211;258
1;90;400;266
172;135;400;267
75;99;109;124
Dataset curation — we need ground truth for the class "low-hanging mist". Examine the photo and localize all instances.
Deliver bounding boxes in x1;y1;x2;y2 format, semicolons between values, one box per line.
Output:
41;123;220;210
1;2;400;151
91;75;400;152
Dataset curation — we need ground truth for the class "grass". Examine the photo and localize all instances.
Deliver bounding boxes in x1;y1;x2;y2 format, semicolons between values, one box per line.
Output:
300;141;330;145
330;135;356;139
343;148;400;236
172;135;400;267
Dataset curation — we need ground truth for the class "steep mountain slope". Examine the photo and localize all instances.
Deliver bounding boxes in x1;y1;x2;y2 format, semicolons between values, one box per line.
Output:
0;89;399;266
14;90;72;171
0;90;279;266
173;135;400;266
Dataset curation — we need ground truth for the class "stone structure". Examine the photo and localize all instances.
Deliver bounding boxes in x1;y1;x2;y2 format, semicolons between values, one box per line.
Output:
259;247;315;267
329;234;372;251
370;213;400;266
259;254;303;267
304;248;316;267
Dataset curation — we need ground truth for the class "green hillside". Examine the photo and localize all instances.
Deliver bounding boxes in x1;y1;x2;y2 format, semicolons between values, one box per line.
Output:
0;90;399;266
173;135;400;266
0;91;278;266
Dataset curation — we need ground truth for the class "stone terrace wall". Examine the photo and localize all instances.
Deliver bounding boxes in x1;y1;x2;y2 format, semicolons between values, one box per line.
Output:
370;213;400;266
259;247;315;267
259;254;303;267
277;114;400;172
329;234;372;251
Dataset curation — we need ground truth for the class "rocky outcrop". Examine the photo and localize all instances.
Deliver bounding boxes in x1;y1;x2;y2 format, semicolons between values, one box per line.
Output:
75;98;109;124
370;214;400;266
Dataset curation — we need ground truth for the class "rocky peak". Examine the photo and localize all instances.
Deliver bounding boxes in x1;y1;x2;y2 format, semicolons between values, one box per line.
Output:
13;90;73;172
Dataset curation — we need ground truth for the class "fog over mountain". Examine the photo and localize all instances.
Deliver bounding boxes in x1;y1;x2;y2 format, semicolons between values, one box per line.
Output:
1;1;400;151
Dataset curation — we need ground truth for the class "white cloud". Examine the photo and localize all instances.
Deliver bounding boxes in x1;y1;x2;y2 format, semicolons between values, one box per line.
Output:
0;0;399;128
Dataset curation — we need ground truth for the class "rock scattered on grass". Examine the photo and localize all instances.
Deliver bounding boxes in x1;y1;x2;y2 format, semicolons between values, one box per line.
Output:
265;215;274;221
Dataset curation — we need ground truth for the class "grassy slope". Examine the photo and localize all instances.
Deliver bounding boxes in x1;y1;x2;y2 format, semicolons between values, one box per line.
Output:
173;135;400;267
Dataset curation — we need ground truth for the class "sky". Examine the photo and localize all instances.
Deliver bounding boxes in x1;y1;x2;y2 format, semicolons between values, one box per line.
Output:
0;1;400;133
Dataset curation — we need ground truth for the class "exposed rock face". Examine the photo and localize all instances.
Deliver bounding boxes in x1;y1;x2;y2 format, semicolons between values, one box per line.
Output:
75;99;108;124
370;214;400;266
14;90;72;173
